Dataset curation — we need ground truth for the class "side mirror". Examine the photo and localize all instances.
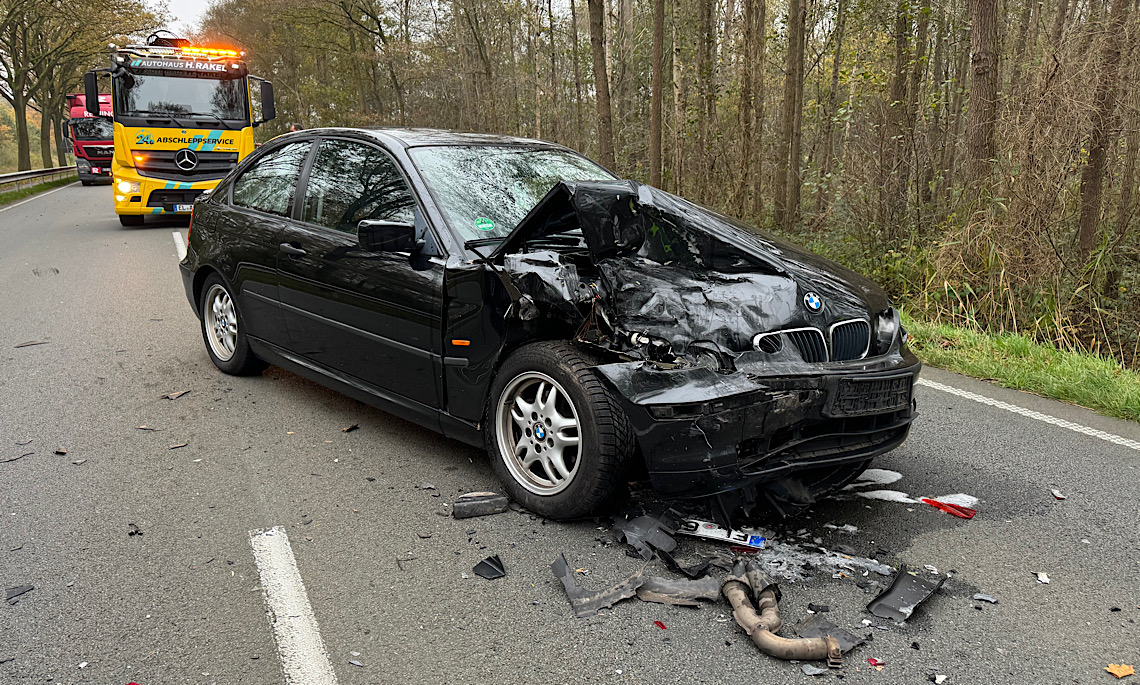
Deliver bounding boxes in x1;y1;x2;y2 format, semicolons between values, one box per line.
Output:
260;80;276;124
83;72;100;115
358;219;418;252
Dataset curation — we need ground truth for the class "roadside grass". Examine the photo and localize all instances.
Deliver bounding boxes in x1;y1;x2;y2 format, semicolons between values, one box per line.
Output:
0;176;76;207
903;313;1140;423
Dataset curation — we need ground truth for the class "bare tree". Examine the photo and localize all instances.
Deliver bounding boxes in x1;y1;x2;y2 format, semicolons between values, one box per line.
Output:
587;0;615;169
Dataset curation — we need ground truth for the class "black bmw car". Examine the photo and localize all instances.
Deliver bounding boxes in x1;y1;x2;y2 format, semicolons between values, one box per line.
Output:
180;128;920;522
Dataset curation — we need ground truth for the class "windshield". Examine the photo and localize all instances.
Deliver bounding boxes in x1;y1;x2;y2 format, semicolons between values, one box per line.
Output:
409;146;614;241
114;73;248;121
70;118;114;141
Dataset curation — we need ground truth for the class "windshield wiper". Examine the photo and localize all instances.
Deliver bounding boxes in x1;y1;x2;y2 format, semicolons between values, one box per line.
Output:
131;110;194;128
465;237;506;248
190;113;231;129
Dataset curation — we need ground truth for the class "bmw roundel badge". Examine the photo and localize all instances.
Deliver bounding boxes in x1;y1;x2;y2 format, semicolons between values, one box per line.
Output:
804;292;823;312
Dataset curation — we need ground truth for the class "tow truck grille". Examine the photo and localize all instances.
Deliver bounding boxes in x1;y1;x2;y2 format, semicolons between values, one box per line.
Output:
134;150;237;181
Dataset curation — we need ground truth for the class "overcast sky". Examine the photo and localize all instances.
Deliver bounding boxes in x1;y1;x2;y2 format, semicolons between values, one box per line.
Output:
155;0;214;35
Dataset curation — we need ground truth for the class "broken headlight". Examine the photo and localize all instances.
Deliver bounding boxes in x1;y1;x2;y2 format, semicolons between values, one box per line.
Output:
871;307;901;356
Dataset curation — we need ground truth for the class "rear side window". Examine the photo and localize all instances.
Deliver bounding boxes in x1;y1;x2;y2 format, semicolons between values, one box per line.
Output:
301;139;416;233
231;141;311;217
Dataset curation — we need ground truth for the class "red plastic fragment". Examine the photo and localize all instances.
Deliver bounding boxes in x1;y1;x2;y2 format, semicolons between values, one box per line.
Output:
729;545;760;555
654;620;667;630
921;498;976;519
867;658;885;667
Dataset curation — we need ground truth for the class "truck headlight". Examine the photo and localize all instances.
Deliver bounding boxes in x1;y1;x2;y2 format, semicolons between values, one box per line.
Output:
77;159;90;170
116;180;140;194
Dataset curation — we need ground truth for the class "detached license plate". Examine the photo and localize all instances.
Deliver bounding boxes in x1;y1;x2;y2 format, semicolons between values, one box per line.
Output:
831;375;913;417
175;204;194;212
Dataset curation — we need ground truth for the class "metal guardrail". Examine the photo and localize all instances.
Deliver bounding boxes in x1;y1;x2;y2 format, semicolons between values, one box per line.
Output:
0;165;77;192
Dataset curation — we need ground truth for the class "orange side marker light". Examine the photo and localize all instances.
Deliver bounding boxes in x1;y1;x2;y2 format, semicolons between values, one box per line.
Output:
451;340;471;346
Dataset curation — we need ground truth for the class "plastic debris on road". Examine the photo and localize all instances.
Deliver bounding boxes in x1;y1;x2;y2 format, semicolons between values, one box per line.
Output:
551;552;645;618
921;498;976;519
1034;572;1050;584
867;657;885;668
932;675;948;684
1051;489;1066;500
973;593;999;604
801;664;829;676
867;565;944;621
343;424;360;433
635;575;720;606
128;523;143;537
452;492;510;519
5;585;34;604
14;340;49;348
653;620;667;630
795;615;866;653
823;523;858;533
473;555;506;580
54;448;67;455
160;390;190;400
615;513;679;560
1106;664;1135;679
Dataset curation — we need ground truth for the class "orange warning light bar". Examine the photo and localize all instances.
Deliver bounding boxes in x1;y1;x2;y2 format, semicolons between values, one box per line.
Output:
180;46;240;57
451;339;471;346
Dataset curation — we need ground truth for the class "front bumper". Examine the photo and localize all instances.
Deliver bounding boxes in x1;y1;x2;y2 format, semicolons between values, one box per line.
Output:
76;159;112;181
594;350;921;501
111;162;219;216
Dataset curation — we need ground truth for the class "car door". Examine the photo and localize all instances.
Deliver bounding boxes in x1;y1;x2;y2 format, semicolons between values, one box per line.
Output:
221;139;312;345
275;137;445;409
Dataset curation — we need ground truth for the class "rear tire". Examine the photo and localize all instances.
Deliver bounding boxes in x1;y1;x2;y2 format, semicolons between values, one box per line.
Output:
119;214;144;227
486;341;634;519
198;273;266;376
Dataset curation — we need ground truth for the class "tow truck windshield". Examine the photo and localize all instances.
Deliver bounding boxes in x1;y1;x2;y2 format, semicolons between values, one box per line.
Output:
70;117;114;141
114;72;248;122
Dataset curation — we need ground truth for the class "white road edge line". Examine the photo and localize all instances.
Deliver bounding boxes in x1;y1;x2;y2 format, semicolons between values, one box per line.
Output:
917;378;1140;451
172;231;187;261
0;181;79;213
249;526;339;685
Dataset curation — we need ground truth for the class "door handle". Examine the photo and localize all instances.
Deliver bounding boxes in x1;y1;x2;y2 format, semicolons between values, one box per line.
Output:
279;242;306;256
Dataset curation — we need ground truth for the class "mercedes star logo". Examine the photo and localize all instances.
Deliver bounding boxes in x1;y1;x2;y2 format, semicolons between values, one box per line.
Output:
174;148;199;171
804;291;823;312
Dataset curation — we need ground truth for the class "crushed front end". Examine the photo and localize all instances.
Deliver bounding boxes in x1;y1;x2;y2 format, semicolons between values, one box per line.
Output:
485;179;920;520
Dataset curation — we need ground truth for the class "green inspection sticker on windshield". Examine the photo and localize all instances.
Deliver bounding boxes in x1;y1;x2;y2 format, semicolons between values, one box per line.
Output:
474;217;495;231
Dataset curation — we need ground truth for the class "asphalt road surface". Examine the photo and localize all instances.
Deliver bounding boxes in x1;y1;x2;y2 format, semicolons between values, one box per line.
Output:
3;183;1139;685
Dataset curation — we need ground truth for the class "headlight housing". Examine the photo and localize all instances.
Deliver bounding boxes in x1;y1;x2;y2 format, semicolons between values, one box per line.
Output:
116;180;140;194
871;307;901;356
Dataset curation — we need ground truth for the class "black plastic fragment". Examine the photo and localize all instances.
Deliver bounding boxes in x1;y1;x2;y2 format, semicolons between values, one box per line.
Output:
5;585;34;603
808;602;830;613
658;549;710;579
473;555;506;580
452;492;510;519
794;614;866;654
614;513;678;561
128;523;143;537
867;565;945;621
550;553;645;618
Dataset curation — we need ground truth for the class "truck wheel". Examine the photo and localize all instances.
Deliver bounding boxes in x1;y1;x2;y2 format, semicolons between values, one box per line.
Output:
119;214;144;227
198;274;266;376
486;341;634;519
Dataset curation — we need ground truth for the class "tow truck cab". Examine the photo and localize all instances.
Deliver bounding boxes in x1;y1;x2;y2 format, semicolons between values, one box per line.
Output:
83;32;275;226
64;94;113;185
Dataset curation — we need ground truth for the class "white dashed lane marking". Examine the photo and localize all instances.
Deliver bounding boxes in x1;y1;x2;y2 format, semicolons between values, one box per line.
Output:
917;378;1140;451
249;526;339;685
172;231;187;261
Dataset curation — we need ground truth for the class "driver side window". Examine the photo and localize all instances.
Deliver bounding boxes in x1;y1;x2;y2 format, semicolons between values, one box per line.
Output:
301;139;416;233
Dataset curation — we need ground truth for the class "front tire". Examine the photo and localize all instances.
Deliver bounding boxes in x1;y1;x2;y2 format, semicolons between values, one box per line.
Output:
198;274;266;375
119;214;144;227
486;341;634;519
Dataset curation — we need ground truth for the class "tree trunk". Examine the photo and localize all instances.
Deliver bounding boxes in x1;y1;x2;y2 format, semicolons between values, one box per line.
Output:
1050;0;1069;44
650;0;665;186
53;111;67;165
750;0;767;216
774;0;804;229
966;0;998;192
571;0;585;151
880;0;910;228
1076;0;1131;261
532;1;543;138
13;87;31;171
548;0;558;140
734;0;757;213
588;0;616;169
672;0;686;194
697;0;717;197
818;0;847;212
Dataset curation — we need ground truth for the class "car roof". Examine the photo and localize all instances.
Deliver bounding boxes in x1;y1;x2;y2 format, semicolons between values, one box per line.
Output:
288;127;564;150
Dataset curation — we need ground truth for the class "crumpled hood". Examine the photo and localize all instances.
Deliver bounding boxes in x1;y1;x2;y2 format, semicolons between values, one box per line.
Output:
494;180;891;355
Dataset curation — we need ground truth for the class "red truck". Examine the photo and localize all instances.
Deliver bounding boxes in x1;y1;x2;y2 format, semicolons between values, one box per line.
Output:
64;93;113;185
